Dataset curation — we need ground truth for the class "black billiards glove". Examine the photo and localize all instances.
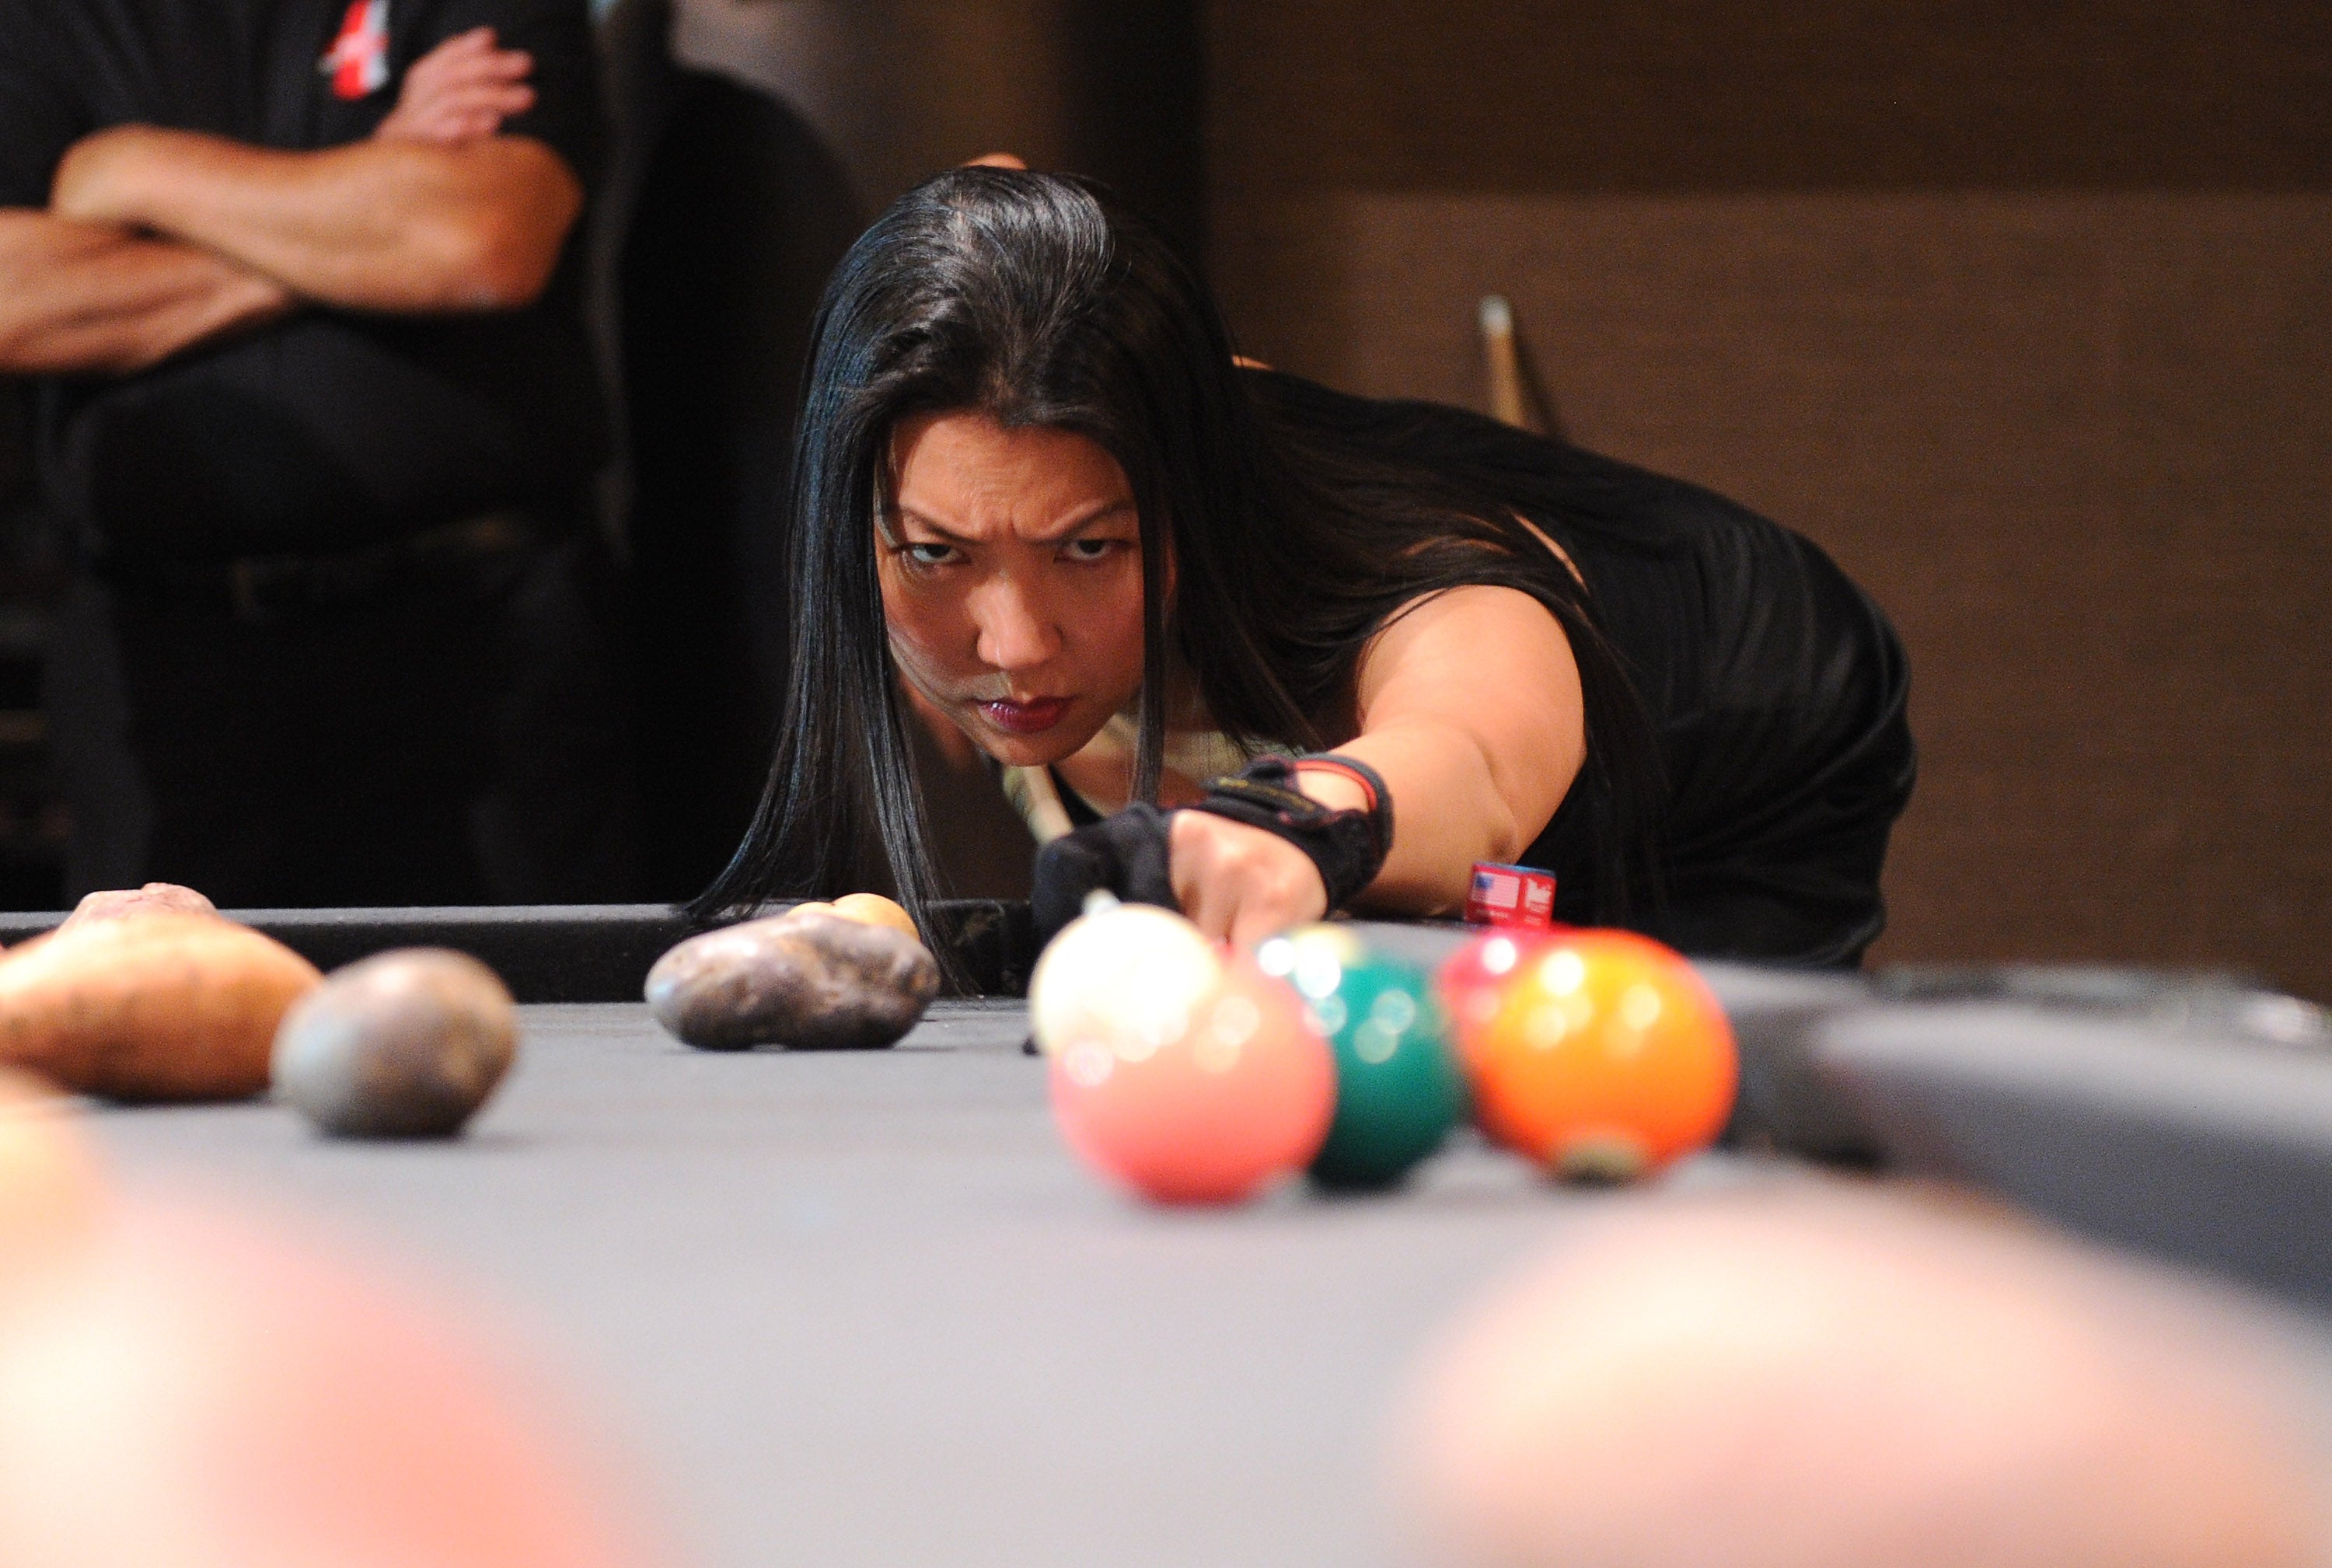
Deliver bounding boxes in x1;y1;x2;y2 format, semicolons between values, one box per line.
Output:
1186;754;1394;913
1029;755;1397;946
1032;802;1178;943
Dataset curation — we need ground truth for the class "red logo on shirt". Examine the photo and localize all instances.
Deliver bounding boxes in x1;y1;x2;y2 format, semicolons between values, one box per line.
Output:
320;0;391;100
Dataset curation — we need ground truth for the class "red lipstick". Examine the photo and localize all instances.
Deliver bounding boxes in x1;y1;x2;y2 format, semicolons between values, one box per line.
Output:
980;698;1072;735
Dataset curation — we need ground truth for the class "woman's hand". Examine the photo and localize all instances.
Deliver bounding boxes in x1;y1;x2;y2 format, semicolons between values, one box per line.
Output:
1168;810;1328;948
1031;753;1387;948
1029;803;1330;950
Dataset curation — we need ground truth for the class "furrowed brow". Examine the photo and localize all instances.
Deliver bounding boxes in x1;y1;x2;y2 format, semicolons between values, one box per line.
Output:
1032;500;1138;542
886;507;979;547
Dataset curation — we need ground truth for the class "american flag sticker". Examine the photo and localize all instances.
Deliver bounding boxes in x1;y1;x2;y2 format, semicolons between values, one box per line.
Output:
321;0;392;100
1464;861;1558;930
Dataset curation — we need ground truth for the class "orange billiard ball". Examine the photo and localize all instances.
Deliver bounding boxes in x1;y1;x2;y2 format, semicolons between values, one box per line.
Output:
1469;930;1736;1180
1437;930;1561;1076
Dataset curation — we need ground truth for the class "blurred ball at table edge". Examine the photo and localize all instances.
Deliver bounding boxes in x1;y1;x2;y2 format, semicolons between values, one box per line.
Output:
0;1195;662;1568
1388;1182;2324;1568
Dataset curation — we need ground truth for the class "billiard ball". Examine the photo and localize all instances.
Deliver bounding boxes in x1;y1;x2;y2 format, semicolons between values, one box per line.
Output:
1259;926;1469;1191
826;893;920;941
1436;930;1560;1076
1046;955;1335;1205
273;950;520;1139
1468;930;1736;1180
0;1199;655;1567
1389;1186;2320;1568
0;1070;103;1281
1028;899;1224;1060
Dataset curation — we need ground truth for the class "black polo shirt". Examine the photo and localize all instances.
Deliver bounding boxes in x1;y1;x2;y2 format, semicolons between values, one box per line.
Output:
0;0;606;562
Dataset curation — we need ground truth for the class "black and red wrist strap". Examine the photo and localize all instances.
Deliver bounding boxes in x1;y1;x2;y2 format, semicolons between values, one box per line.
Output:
1030;753;1396;943
1189;753;1395;912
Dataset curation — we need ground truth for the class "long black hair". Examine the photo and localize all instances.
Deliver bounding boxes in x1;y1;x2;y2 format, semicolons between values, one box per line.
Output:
694;168;1663;931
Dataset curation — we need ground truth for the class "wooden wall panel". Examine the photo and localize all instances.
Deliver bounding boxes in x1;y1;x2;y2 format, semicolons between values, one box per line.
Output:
672;0;1203;247
1206;2;2332;997
1207;0;2332;197
1238;191;2332;990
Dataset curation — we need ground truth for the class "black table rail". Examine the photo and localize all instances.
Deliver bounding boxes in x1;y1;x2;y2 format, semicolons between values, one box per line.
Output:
1705;962;2332;1308
0;899;1039;1004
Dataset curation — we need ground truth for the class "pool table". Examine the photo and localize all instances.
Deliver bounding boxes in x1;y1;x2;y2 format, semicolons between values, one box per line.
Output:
14;900;2330;1568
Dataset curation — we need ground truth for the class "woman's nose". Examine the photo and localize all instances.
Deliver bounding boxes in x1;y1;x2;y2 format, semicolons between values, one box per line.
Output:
969;574;1063;672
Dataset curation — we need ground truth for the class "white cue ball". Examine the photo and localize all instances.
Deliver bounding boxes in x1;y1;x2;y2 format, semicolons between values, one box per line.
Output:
1028;903;1224;1059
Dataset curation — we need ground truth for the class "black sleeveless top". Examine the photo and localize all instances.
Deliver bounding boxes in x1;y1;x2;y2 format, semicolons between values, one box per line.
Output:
1260;378;1917;969
1517;452;1912;966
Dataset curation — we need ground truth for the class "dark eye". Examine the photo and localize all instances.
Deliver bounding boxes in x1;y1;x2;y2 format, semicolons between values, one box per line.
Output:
1063;538;1122;563
905;543;957;567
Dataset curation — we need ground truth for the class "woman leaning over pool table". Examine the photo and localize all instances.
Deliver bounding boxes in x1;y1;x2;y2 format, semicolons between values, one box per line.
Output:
693;169;1915;966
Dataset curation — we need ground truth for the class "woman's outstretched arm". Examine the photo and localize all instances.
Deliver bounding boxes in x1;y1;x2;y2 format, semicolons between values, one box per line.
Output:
1168;585;1584;944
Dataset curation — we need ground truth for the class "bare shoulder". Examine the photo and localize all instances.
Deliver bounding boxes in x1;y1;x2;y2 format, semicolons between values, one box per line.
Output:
1352;584;1587;851
1357;585;1580;713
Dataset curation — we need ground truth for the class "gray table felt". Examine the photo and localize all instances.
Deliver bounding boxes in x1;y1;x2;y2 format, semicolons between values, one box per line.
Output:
84;997;1758;1568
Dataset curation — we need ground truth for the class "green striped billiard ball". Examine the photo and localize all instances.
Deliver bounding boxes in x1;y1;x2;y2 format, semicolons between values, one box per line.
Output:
1259;926;1471;1191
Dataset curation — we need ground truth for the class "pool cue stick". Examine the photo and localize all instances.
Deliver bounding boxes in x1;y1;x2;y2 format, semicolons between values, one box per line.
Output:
1480;295;1532;430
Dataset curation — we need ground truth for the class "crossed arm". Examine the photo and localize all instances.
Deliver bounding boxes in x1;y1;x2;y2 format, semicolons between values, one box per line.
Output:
0;211;292;375
0;29;579;377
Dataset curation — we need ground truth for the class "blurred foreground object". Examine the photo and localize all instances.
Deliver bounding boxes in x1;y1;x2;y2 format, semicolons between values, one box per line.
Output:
0;903;319;1102
0;1142;657;1568
273;948;521;1139
57;882;218;928
1706;964;2332;1308
0;1070;103;1277
1391;1182;2325;1568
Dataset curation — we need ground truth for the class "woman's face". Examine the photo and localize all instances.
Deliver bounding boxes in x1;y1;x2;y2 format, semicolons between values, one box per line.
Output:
878;410;1150;768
